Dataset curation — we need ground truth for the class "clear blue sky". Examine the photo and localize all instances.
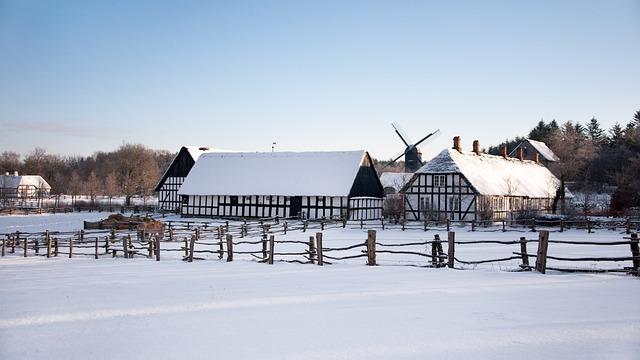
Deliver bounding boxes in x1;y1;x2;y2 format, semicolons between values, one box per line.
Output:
1;0;639;161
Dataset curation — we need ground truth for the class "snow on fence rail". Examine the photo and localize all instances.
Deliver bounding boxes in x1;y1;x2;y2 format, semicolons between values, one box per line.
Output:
2;221;638;276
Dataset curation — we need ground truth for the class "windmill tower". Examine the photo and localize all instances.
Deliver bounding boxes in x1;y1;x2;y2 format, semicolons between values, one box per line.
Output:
385;122;440;173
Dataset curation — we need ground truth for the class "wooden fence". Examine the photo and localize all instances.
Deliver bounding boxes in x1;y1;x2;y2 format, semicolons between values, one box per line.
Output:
2;222;638;276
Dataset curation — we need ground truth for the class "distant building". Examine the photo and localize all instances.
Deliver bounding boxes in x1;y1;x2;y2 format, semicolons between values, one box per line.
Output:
0;172;51;199
401;137;561;221
509;139;560;163
379;172;413;194
178;150;385;220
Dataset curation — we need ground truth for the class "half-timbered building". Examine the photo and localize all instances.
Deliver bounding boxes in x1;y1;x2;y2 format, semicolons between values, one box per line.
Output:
402;137;560;221
155;146;224;212
178;151;385;220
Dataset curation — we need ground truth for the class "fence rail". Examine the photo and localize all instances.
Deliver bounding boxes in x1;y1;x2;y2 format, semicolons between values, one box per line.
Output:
2;218;638;277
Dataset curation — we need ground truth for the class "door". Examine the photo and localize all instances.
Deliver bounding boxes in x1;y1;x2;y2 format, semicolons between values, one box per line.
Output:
290;196;303;218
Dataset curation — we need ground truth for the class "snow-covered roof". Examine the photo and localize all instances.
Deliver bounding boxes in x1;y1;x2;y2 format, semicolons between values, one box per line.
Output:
178;151;368;196
184;146;232;162
411;148;560;198
510;139;560;162
525;139;560;162
379;172;413;192
0;175;51;190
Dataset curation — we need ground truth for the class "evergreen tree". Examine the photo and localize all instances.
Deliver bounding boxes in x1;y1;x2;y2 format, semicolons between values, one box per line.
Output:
587;117;605;144
609;123;624;145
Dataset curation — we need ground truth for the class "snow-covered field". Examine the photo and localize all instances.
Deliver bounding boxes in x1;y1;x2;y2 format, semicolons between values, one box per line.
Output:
1;213;639;359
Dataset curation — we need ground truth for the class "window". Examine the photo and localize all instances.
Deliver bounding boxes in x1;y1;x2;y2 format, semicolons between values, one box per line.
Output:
182;196;188;205
230;196;238;206
433;175;446;187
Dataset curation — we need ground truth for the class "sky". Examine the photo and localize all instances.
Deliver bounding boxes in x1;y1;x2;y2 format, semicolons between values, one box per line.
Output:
1;0;639;161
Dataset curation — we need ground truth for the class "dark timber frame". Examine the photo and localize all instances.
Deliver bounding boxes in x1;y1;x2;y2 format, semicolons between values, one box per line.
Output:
155;147;199;212
402;172;555;221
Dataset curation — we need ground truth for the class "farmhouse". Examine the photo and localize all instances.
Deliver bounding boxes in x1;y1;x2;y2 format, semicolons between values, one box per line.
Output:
509;138;560;163
0;172;51;199
402;137;560;221
178;151;385;220
155;146;225;212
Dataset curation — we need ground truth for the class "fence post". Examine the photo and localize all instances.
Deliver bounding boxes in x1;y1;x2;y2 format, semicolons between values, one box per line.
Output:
80;230;84;243
45;231;51;258
34;239;39;255
261;233;268;260
535;230;549;274
367;229;376;266
423;220;427;232
308;236;316;264
471;220;476;232
284;221;288;235
343;218;346;228
10;234;15;254
268;235;275;265
629;233;639;274
432;234;440;267
94;237;99;259
122;236;128;259
54;239;59;257
446;219;450;232
69;237;74;258
447;232;455;268
587;220;592;234
148;237;153;258
626;219;631;235
519;237;529;270
1;236;5;257
316;232;323;266
226;234;233;262
381;218;385;230
155;235;161;261
530;219;536;232
303;221;308;232
321;220;324;231
560;220;564;233
502;220;506;232
402;220;405;231
183;238;189;259
188;235;196;262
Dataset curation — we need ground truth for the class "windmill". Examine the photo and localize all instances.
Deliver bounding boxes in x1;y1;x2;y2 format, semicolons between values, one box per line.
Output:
385;122;440;173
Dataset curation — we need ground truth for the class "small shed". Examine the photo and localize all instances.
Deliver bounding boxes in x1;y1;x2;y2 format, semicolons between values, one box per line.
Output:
178;150;385;220
155;146;227;212
402;137;561;221
0;172;51;199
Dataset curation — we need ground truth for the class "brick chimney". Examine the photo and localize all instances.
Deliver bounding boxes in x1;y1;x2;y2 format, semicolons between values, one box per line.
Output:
472;140;480;155
453;136;461;152
518;148;524;161
501;145;508;159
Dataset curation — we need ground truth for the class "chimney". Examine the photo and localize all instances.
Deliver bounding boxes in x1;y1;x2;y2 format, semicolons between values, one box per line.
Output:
501;145;508;159
452;136;461;152
534;153;540;164
518;148;524;161
472;140;480;155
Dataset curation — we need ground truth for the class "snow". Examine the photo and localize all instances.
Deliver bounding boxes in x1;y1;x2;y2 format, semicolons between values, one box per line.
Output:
179;151;367;196
525;139;560;162
379;172;413;192
416;148;560;198
1;213;639;359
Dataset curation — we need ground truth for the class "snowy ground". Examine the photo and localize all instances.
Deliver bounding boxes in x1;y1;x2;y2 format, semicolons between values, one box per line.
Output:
1;213;639;359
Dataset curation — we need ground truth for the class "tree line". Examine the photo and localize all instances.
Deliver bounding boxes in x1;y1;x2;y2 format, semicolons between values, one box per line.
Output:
0;144;174;205
486;110;640;213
